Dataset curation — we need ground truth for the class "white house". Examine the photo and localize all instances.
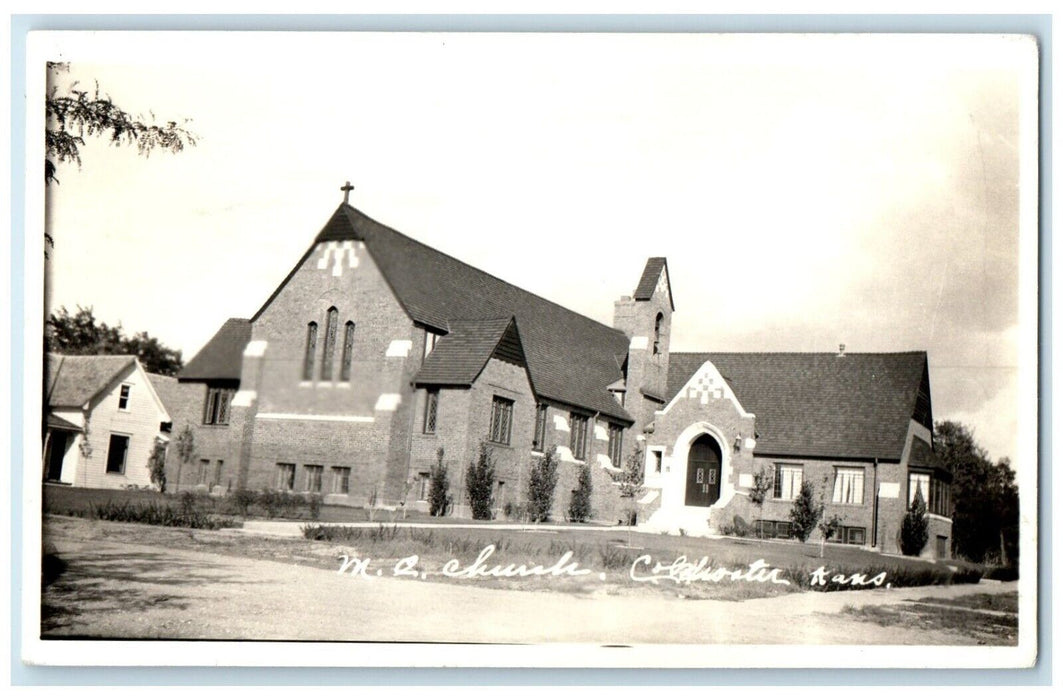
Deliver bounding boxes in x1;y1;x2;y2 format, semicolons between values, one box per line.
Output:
43;354;172;489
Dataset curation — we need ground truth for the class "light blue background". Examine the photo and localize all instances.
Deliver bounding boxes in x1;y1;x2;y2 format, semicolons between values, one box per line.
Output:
9;13;1052;686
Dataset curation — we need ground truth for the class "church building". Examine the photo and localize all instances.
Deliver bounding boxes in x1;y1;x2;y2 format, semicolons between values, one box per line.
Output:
166;192;952;557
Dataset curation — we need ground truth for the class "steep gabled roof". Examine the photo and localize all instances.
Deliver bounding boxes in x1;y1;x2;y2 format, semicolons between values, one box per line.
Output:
45;354;136;407
633;257;674;310
179;318;251;382
415;317;528;387
308;205;632;422
908;435;943;470
667;351;930;460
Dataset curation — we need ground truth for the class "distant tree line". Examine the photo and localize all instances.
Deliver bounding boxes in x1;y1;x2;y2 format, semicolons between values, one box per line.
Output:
45;305;183;376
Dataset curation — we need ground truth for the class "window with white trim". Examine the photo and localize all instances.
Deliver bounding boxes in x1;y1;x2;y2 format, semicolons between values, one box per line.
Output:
277;463;296;491
773;463;803;501
105;434;130;474
332;466;351;494
832;467;865;505
118;384;131;410
305;464;323;493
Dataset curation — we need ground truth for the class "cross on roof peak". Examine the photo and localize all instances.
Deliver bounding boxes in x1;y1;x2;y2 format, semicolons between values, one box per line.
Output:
340;181;354;204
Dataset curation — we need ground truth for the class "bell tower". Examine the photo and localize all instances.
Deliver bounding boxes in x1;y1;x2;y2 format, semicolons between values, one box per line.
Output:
613;257;674;433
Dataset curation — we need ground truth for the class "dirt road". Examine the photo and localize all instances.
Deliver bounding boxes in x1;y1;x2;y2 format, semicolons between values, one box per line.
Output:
40;530;1016;645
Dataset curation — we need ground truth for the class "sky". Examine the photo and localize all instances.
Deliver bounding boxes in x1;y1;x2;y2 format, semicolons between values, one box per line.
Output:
35;32;1037;464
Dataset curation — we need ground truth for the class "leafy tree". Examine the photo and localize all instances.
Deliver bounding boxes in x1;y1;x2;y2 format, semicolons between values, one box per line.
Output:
428;447;451;517
568;462;593;523
612;445;646;526
527;447;560;523
465;442;497;521
789;480;823;542
46;305;183;376
749;465;774;537
44;63;197;254
818;514;843;557
147;437;168;493
173;424;196;492
901;486;930;556
936;421;1018;565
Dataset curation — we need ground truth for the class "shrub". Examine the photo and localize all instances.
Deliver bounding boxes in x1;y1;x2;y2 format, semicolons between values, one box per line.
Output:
502;502;527;521
748;466;773;507
721;515;750;537
901;488;930;556
91;500;235;530
789;481;823;542
178;490;198;514
428;447;451;517
568;462;593;522
527;448;560;522
229;489;257;517
307;493;323;521
147;438;168;493
258;490;302;519
466;442;496;521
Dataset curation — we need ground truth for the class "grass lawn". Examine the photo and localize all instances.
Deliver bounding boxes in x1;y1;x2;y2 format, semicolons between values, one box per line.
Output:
840;591;1018;646
42;484;982;600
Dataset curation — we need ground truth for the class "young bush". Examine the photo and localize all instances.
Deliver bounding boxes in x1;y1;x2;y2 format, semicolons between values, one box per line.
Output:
147;437;168;493
789;480;823;542
229;489;257;517
527;448;560;522
568;462;593;522
466;442;497;521
428;447;451;517
307;493;323;520
901;488;931;556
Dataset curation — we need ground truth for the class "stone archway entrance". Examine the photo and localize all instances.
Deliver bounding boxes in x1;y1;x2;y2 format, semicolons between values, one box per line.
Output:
684;434;722;507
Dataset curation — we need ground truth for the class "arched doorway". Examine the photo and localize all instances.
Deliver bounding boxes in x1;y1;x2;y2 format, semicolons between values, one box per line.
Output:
685;434;723;507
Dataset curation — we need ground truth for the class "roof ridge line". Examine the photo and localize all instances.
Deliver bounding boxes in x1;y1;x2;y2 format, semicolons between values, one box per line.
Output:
343;204;628;341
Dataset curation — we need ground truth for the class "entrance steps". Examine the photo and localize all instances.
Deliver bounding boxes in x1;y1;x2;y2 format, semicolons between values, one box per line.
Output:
641;506;718;538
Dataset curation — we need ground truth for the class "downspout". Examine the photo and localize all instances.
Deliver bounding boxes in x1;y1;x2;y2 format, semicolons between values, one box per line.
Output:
871;457;880;549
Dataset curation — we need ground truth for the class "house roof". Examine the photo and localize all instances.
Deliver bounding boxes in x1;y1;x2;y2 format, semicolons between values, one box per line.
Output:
179;318;251;382
147;373;182;414
45;354;136;407
302;204;632;422
46;413;83;432
415;317;529;387
667;351;930;460
633;257;674;310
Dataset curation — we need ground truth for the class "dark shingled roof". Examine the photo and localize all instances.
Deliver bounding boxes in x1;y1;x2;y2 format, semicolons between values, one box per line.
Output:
415;318;527;387
46;354;136;407
179;318;251;382
306;205;632;422
907;435;942;470
633;257;673;310
667;352;930;460
147;373;181;414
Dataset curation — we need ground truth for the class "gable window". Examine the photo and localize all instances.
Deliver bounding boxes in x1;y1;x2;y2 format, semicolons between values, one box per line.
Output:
909;471;951;517
608;424;623;467
118;384;131;411
305;465;324;493
570;413;589;460
773;464;803;501
321;307;339;381
832;467;865;505
303;322;318;381
653;313;663;355
424;389;439;434
105;434;130;474
489;396;514;445
532;403;548;451
341;321;356;381
332;466;351;494
277;463;296;491
203;387;233;425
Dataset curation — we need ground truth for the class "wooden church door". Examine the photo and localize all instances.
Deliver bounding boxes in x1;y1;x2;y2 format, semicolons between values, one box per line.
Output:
685;434;722;507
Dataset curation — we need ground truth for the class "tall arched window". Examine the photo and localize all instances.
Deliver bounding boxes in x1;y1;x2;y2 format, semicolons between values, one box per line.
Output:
321;307;339;380
653;312;663;355
303;322;318;381
341;321;356;381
